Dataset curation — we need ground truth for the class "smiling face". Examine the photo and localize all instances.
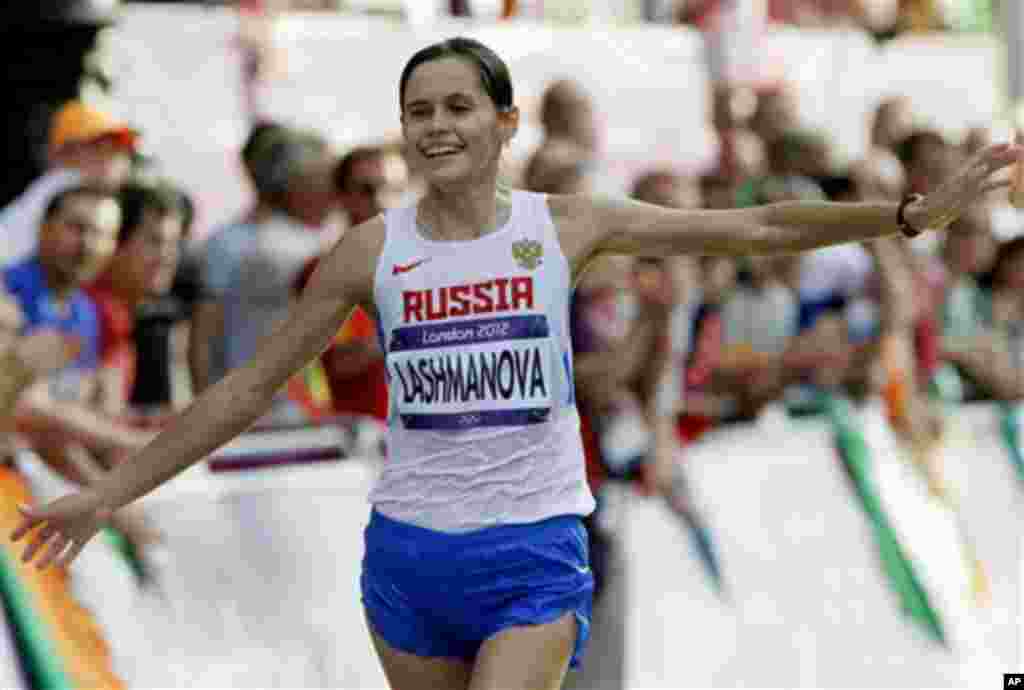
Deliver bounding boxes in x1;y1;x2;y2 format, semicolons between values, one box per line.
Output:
400;57;518;189
111;209;183;300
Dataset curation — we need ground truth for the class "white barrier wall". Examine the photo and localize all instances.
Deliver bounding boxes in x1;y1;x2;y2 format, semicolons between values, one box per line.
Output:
102;7;1003;241
28;404;1017;689
625;406;1021;688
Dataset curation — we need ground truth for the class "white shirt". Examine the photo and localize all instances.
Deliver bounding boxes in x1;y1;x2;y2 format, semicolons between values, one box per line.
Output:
369;190;595;532
0;169;82;266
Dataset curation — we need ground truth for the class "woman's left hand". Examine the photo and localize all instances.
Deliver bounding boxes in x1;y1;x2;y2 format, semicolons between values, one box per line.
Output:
906;140;1023;232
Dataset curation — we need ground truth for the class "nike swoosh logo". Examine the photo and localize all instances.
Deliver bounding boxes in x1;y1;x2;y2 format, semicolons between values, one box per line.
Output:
393;259;429;275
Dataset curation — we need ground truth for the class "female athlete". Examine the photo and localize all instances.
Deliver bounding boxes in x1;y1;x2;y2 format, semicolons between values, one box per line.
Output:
11;37;1021;690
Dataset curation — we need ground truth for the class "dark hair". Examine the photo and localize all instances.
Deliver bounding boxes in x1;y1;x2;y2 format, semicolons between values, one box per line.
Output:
170;185;196;239
334;146;385;193
241;121;286;175
895;130;946;167
116;182;181;247
43;185;115;221
991;237;1024;289
399;37;513;113
247;127;327;203
631;170;681;203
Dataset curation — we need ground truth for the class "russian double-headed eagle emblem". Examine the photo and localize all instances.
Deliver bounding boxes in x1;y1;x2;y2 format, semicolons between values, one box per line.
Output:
511;239;543;270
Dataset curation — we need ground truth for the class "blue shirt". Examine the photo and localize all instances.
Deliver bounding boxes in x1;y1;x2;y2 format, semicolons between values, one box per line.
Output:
3;256;101;400
199;219;258;385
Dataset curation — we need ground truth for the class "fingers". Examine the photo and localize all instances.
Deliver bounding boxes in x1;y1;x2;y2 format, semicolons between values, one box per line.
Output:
21;521;58;564
56;538;88;568
36;533;71;571
982;142;1022;171
982;178;1012;194
10;504;42;542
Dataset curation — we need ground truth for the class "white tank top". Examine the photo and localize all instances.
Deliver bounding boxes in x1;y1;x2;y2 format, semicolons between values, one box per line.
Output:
368;190;595;532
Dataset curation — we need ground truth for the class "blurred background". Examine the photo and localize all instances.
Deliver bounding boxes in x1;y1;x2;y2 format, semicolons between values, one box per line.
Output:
0;1;1022;688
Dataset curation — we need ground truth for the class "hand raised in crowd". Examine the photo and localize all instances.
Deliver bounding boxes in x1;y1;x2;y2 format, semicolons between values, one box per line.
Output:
14;330;82;378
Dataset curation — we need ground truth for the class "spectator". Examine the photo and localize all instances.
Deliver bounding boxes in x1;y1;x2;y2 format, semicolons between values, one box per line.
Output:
129;186;208;416
963;125;993;159
897;129;962;195
524;78;619;198
712;84;767;206
191;122;293;393
870;96;915;153
949;237;1024;400
217;127;336;424
2;186;153;484
766;129;833;180
865;237;947;489
294;146;391;423
938;205;999;400
721;255;798;372
1;101;136;266
677;255;737;436
84;182;184;419
524;138;594;195
750;85;800;148
0;306;79;423
849;147;908;202
536;78;599;154
941;206;996;339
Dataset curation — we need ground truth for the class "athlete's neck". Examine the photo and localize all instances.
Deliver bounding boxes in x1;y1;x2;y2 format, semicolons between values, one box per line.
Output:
418;181;511;242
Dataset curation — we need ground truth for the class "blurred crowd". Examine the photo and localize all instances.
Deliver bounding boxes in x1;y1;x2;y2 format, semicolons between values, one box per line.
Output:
251;0;998;36
0;8;1020;676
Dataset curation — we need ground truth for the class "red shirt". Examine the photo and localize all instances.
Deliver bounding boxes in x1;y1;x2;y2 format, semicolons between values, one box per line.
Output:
84;274;135;401
295;258;389;421
323;308;389;421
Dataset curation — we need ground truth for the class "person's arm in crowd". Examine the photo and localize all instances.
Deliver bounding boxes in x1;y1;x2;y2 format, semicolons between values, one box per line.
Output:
866;238;942;450
942;323;1024;401
0;284;153;458
93;356;129;419
187;300;220;396
641;319;685;492
179;247;220;398
14;375;153;462
573;303;671;412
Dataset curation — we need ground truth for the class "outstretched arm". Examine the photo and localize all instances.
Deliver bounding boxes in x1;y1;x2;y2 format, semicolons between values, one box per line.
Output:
12;218;385;567
864;238;935;445
95;220;380;507
552;143;1019;271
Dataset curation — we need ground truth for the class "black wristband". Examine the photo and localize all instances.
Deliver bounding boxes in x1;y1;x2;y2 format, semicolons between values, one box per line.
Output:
897;193;925;238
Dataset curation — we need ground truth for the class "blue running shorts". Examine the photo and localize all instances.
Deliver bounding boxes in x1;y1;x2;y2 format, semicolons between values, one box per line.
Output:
361;509;594;668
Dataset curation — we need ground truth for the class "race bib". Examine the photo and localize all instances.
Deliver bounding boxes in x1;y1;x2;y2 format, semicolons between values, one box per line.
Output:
387;314;554;430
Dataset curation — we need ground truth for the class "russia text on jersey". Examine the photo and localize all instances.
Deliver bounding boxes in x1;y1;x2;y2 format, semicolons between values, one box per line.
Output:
402;277;534;324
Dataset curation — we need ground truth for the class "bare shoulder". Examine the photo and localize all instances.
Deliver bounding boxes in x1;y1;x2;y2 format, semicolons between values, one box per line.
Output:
542;193;606;271
544;192;589;224
315;215;388;306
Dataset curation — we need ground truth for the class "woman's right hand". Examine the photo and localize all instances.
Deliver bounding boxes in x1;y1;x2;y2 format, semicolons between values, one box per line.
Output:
10;489;114;570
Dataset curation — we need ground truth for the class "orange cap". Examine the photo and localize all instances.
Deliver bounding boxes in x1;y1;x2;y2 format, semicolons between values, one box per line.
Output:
49;101;138;154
